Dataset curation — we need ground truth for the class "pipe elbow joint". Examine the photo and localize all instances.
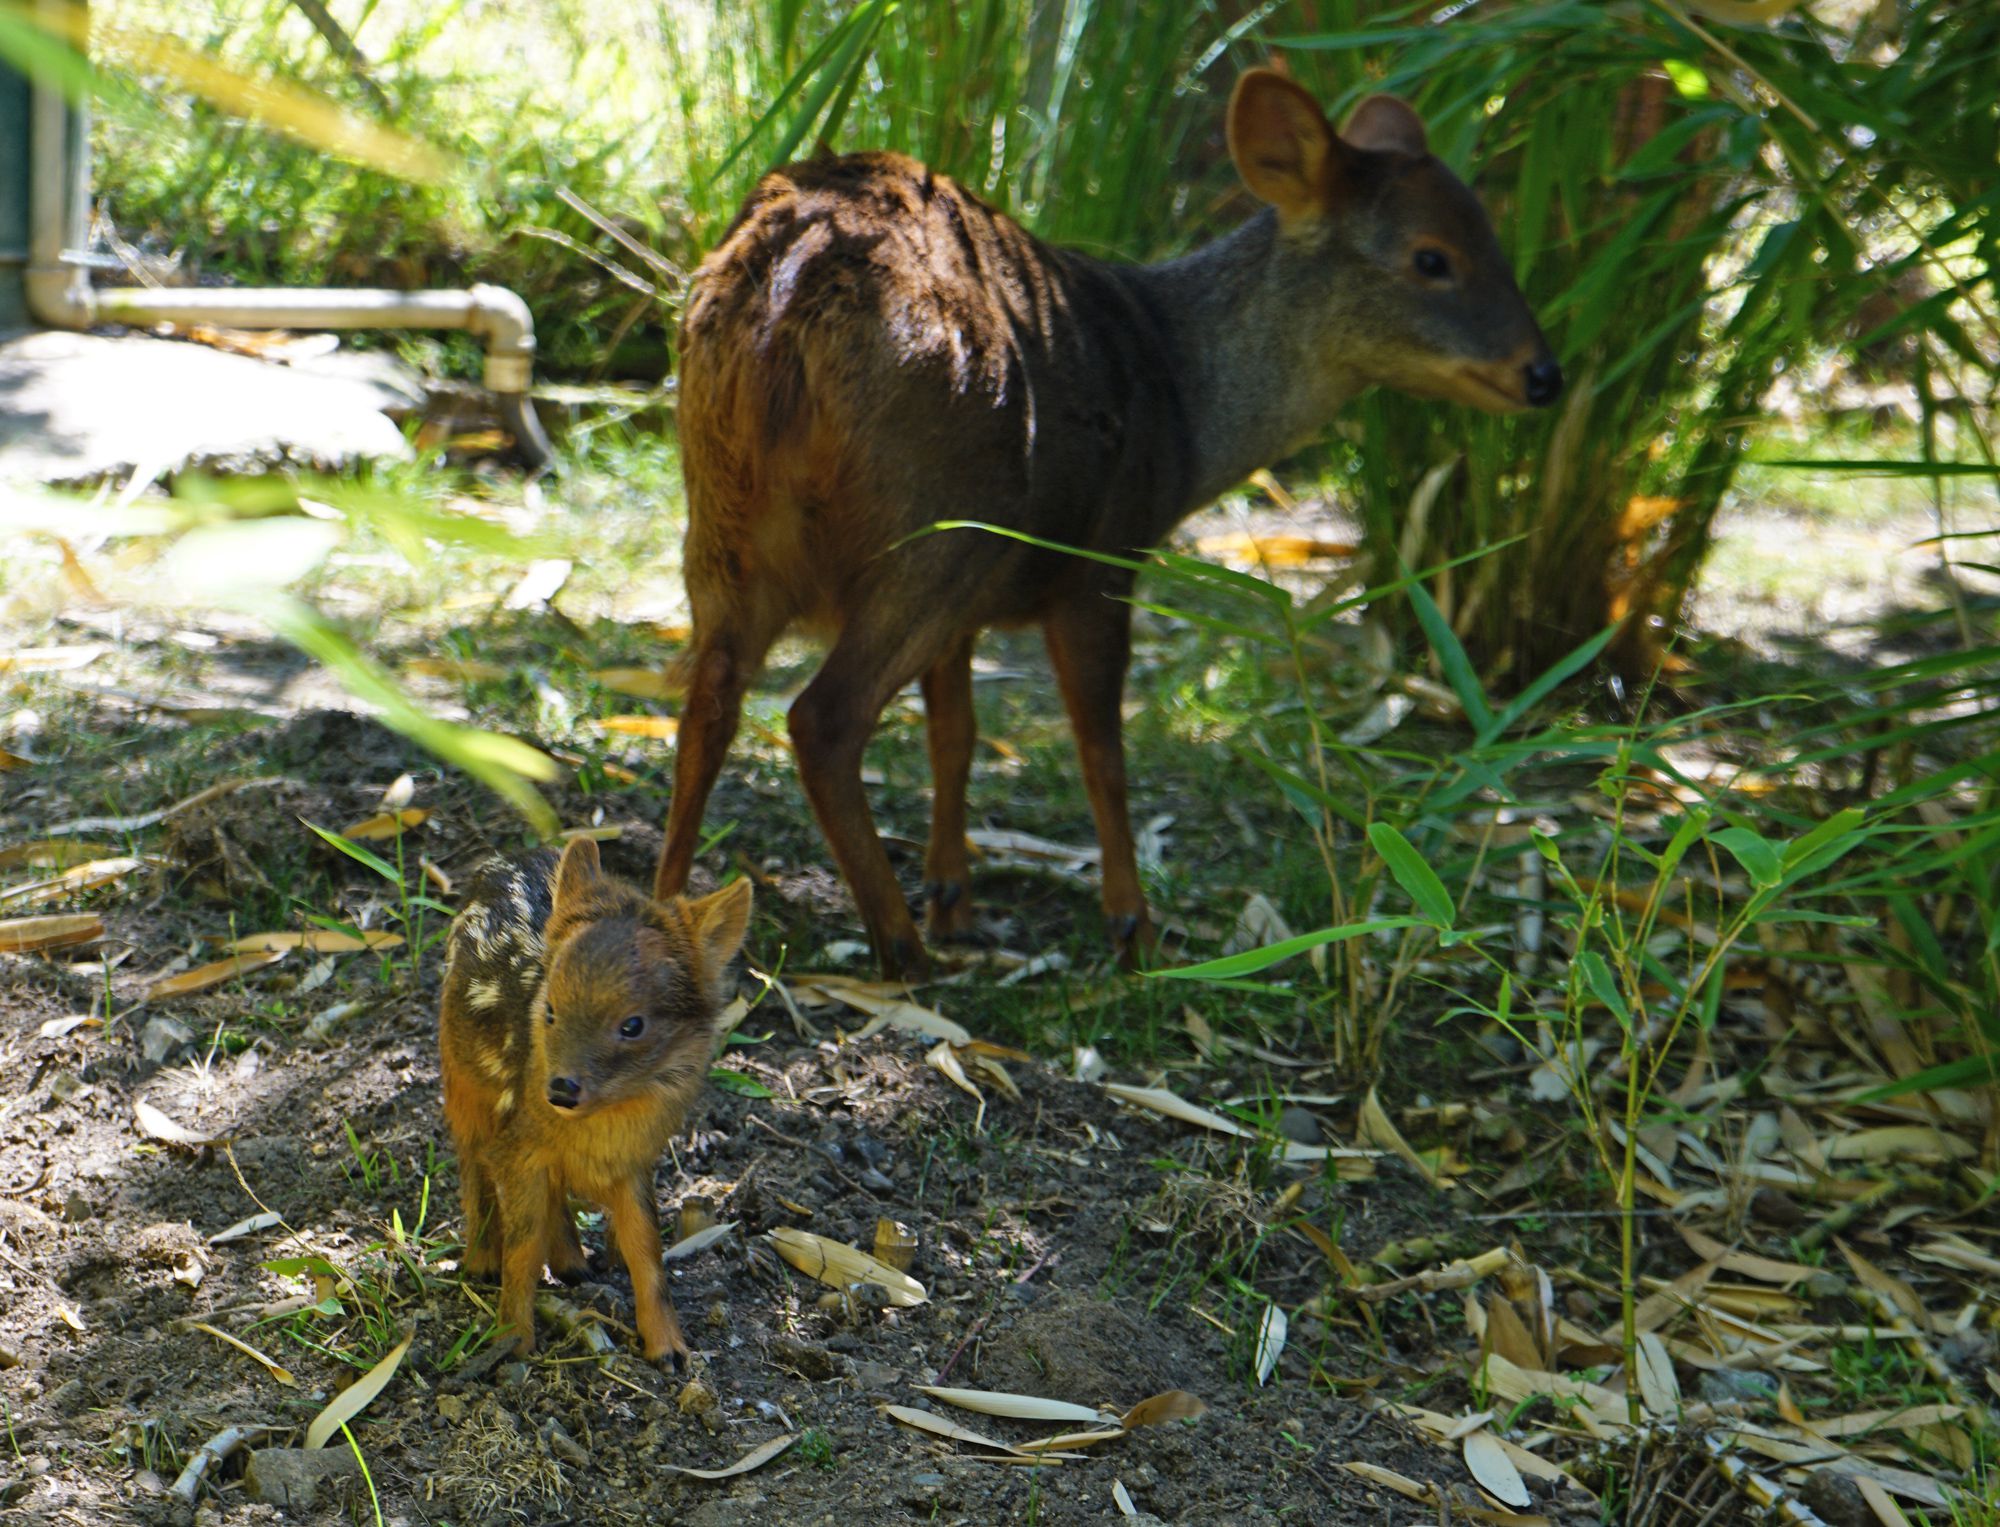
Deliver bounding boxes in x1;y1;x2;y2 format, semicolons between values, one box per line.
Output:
466;283;536;394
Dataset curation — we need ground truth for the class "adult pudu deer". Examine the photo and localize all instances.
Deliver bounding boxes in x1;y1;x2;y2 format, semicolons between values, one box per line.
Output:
655;68;1561;978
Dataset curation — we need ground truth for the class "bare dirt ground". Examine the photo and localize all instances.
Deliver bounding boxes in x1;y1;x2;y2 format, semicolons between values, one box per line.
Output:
2;481;1995;1527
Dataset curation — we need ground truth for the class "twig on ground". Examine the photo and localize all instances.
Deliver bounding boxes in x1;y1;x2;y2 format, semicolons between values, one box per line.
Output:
170;1424;276;1503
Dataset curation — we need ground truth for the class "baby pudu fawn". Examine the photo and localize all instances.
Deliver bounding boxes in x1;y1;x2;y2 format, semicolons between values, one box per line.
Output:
439;837;751;1366
655;68;1560;979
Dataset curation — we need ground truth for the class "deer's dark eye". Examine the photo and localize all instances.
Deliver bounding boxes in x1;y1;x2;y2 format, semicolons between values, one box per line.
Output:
619;1015;646;1040
1413;247;1450;280
545;1009;556;1025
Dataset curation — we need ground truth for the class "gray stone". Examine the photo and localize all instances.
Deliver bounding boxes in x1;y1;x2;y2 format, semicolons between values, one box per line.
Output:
139;1017;194;1065
241;1446;361;1511
1697;1368;1780;1405
0;330;411;485
684;1495;766;1527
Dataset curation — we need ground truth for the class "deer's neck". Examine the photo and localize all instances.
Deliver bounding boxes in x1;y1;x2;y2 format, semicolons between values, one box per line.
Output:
1121;211;1363;511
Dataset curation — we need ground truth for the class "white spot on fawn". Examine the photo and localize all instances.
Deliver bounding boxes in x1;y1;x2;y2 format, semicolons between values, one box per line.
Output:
495;1087;516;1116
478;1048;507;1082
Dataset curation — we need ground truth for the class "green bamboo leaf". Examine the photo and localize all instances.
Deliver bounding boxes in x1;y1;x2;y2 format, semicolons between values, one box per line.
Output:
1713;826;1783;889
1405;578;1495;736
303;822;400;884
1150;918;1423;982
1366;823;1456;929
1576;950;1629;1028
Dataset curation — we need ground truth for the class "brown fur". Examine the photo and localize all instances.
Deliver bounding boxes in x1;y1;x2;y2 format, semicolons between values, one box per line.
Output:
655;68;1558;977
439;837;751;1365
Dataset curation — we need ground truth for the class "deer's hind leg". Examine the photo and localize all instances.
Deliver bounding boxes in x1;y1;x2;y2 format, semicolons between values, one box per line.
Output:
921;633;979;941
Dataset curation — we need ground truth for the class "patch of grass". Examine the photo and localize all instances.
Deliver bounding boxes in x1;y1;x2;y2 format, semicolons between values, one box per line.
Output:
795;1426;835;1471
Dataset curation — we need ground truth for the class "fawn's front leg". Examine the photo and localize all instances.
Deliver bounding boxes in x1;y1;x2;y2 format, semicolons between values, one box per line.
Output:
495;1168;550;1356
602;1173;687;1368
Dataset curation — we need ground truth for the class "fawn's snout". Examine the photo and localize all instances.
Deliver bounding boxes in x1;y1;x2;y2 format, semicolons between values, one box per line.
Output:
546;1074;582;1109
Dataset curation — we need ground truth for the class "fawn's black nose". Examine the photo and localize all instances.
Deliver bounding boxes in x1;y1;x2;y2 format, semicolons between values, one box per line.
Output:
1524;358;1564;408
546;1075;582;1110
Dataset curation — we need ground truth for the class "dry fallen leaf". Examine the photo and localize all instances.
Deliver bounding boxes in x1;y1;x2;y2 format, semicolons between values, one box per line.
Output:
305;1332;411;1449
0;913;104;953
147;949;286;999
1101;1083;1371;1166
665;1432;797;1480
594;667;684;701
1358;1086;1454;1189
915;1387;1107;1426
208;1212;284;1244
1342;1461;1430;1500
1463;1429;1532;1509
881;1404;1028;1456
765;1228;928;1307
663;1222;737;1262
190;1322;296;1386
339;808;429;840
592;715;680;741
1255;1302;1287;1386
225;930;404;954
134;1099;221;1148
0;840;120;870
1120;1390;1207;1430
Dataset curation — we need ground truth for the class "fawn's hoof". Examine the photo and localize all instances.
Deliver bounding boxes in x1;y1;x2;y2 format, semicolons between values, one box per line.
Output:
924;880;974;940
877;932;934;983
1108;911;1156;968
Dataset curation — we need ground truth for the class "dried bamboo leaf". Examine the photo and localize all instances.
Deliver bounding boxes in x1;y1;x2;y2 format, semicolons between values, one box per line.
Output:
927;1042;985;1105
665;1433;797;1480
1635;1331;1679;1416
1358;1086;1453;1189
1015;1429;1128;1453
225;930;404;953
0;839;119;870
915;1386;1106;1425
1342;1461;1430;1500
1101;1083;1368;1164
0;913;103;953
1678;1226;1815;1286
663;1222;737;1262
189;1322;296;1386
1463;1429;1532;1508
1112;1478;1139;1516
338;808;428;840
765;1228;927;1307
592;715;679;741
594;667;683;701
0;856;152;906
134;1099;221;1148
1120;1390;1207;1430
305;1332;411;1449
208;1211;284;1244
147;949;286;998
1255;1303;1287;1386
880;1404;1025;1455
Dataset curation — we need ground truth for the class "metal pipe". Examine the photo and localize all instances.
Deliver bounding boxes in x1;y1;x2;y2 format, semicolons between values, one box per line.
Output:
22;0;553;467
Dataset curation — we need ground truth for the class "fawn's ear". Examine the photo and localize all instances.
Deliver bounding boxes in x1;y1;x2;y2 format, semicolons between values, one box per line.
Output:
683;877;753;977
1228;67;1338;227
1341;94;1428;158
551;835;603;916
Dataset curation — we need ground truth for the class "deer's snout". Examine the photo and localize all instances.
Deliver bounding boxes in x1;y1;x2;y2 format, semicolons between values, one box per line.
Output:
1524;357;1564;408
546;1075;582;1110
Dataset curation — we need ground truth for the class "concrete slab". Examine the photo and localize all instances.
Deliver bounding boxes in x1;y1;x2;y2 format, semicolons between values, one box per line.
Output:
0;328;413;485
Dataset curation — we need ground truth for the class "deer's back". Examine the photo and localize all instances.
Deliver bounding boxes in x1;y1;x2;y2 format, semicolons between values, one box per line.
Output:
678;153;1193;622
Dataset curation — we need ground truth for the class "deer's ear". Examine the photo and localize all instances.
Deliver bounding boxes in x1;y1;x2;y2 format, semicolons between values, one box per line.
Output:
682;877;753;979
551;835;603;916
1228;68;1338;226
1341;94;1428;158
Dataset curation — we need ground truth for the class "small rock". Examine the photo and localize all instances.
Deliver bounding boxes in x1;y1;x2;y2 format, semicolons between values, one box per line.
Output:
435;1393;468;1424
857;1166;895;1193
1797;1467;1873;1527
242;1447;361;1511
767;1336;839;1381
1277;1107;1322;1145
140;1016;195;1065
0;1343;21;1369
47;1071;87;1105
847;1359;898;1392
677;1377;719;1416
61;1192;91;1224
1697;1368;1779;1405
1750;1187;1806;1228
850;1136;891;1171
497;1361;530;1387
542;1419;588;1468
685;1495;766;1527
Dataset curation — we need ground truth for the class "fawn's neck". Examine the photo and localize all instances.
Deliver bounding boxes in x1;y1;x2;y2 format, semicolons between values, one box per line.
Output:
1120;211;1364;514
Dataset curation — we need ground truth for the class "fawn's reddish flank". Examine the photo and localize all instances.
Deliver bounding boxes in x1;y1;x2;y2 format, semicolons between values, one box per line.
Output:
440;837;751;1366
655;68;1559;978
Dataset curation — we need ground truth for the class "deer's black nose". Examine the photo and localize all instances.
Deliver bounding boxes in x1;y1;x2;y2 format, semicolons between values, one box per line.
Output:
1524;359;1564;408
546;1075;582;1109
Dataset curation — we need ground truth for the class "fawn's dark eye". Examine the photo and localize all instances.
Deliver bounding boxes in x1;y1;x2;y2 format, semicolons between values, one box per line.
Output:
1413;247;1450;280
545;1009;555;1026
619;1015;646;1040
